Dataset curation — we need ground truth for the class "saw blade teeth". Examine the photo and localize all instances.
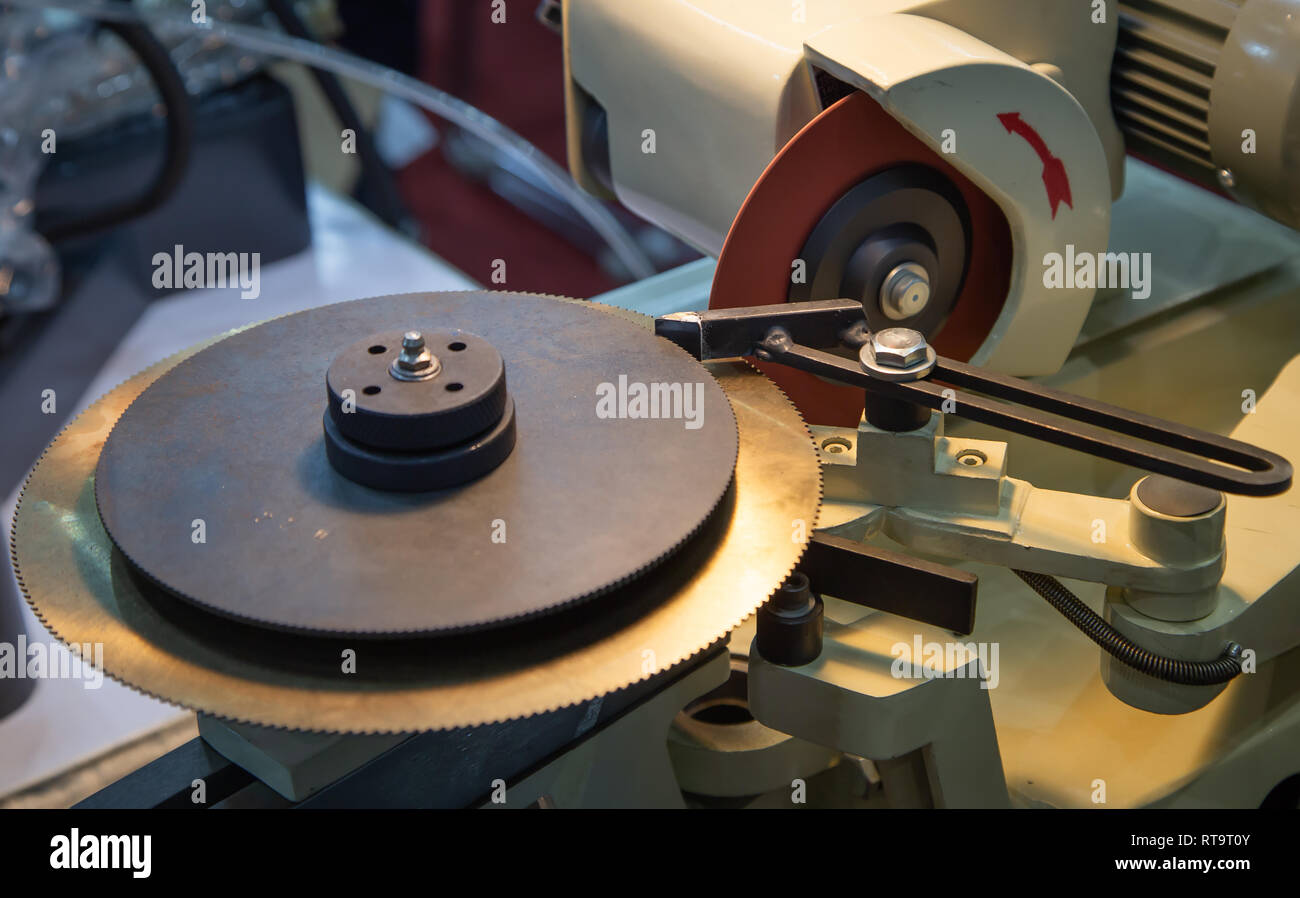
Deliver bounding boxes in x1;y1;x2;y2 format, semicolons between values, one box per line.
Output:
720;357;823;631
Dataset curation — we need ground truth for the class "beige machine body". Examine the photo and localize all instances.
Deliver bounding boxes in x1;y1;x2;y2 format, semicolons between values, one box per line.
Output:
562;0;1127;374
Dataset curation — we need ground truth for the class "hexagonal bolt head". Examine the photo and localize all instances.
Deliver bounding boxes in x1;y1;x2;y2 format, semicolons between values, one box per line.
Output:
871;327;928;369
395;331;434;372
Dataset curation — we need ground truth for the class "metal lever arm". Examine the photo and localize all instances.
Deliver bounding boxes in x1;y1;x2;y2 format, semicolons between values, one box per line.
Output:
657;301;1293;497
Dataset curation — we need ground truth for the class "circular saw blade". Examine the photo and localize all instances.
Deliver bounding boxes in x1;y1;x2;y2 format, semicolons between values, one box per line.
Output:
11;299;821;733
710;91;1014;426
92;292;739;637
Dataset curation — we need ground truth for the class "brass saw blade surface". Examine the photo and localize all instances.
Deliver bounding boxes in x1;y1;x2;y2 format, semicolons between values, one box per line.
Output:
10;300;821;733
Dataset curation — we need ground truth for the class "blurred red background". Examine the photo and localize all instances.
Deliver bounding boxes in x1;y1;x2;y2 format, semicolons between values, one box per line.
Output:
397;1;618;298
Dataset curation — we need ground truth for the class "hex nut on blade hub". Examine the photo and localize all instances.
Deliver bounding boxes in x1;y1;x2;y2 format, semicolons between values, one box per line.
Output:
389;331;441;382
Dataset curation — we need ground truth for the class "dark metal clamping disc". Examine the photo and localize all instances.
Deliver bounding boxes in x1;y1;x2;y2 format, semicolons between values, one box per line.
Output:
93;292;740;638
321;399;517;492
325;330;508;451
323;330;516;490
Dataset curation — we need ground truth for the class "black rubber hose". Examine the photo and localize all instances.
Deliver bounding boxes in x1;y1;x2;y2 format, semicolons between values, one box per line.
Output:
1012;570;1243;686
39;18;194;243
264;0;418;237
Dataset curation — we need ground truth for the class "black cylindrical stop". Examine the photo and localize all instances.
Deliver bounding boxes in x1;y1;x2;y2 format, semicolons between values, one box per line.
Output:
756;572;824;666
864;391;929;432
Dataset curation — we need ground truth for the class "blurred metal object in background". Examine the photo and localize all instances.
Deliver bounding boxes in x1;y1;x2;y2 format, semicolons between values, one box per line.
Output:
1114;0;1300;231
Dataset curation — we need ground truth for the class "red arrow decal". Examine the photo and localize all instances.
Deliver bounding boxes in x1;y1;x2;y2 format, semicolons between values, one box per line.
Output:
997;112;1073;219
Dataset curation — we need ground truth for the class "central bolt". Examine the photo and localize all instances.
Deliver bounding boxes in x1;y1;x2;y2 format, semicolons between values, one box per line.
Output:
389;330;441;381
880;262;931;321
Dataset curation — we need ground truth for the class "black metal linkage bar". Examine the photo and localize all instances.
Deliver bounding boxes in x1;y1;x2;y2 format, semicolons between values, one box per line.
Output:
801;532;978;634
931;357;1277;474
761;338;1292;497
656;299;866;360
654;302;1291;496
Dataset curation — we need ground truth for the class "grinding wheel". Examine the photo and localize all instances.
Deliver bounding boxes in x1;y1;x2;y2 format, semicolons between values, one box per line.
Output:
10;294;821;732
711;92;1014;426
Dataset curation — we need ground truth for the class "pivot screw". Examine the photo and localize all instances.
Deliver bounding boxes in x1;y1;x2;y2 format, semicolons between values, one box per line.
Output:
880;262;931;321
390;330;441;382
871;327;929;369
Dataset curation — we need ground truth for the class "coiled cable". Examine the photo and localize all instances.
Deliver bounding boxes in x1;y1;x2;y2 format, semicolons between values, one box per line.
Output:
1013;569;1243;686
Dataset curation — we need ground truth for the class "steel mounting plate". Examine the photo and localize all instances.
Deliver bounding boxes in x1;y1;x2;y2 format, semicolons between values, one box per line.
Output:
92;292;738;637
